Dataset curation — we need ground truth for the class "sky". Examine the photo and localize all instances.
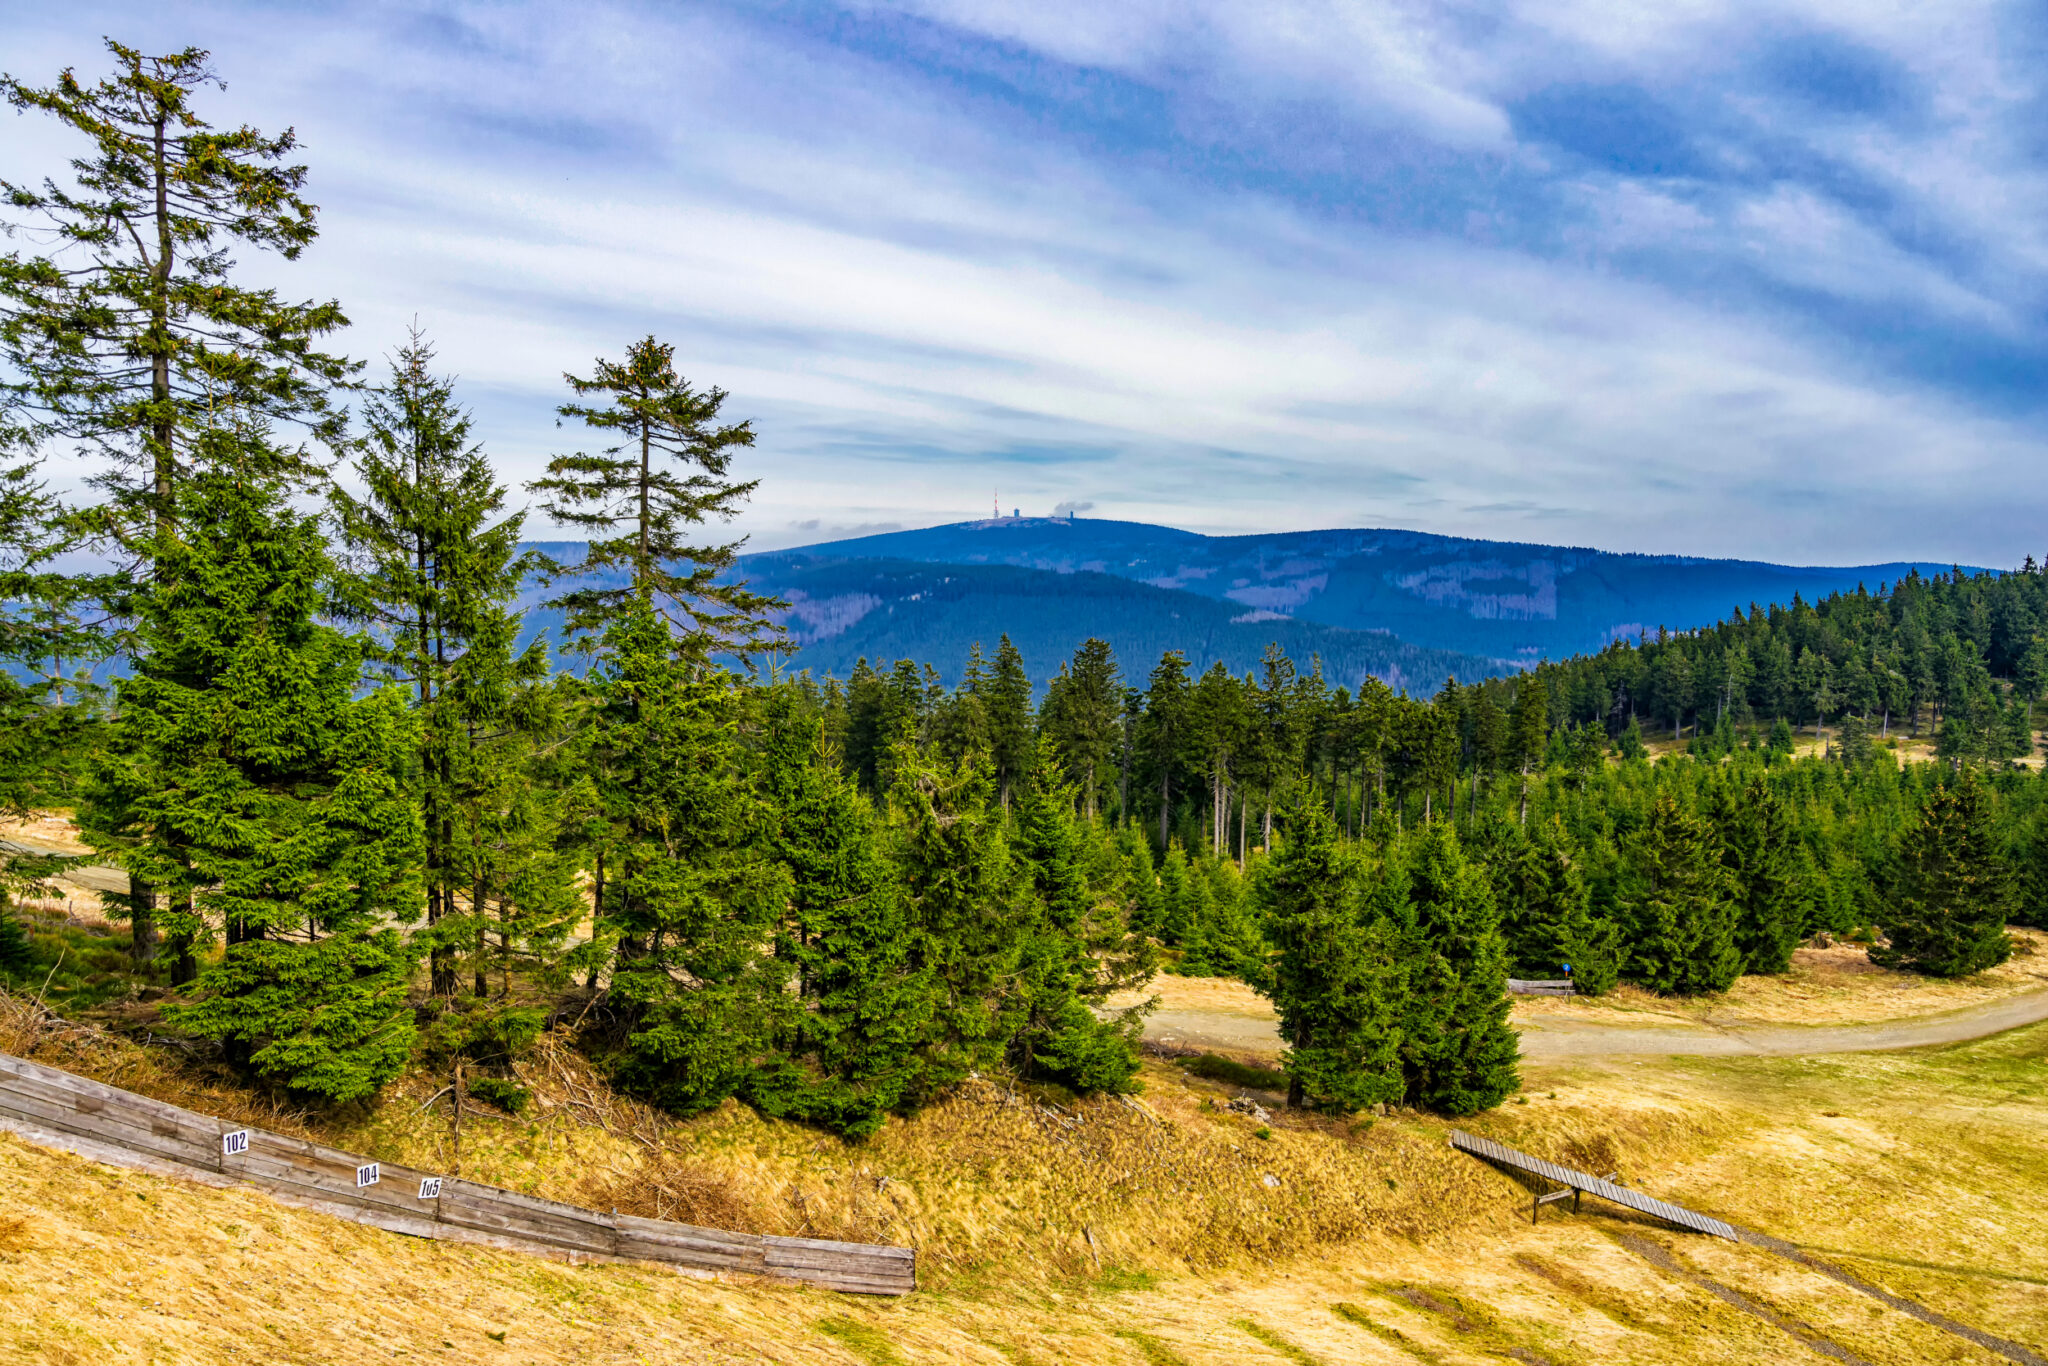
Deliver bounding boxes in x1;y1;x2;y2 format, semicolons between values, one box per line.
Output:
3;1;2046;565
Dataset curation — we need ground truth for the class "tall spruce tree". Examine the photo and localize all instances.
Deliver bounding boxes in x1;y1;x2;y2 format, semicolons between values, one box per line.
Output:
749;689;938;1136
1621;793;1741;994
985;634;1033;808
1008;739;1150;1092
1495;817;1619;994
1138;650;1193;848
1713;777;1803;974
0;42;354;518
1040;638;1120;819
526;336;777;657
1262;791;1406;1112
330;330;551;996
1872;777;2013;977
4;42;354;972
596;600;789;1115
1399;822;1520;1114
888;744;1024;1080
122;460;421;1102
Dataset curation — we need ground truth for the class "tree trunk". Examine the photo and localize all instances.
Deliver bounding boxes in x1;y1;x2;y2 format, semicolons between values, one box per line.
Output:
1118;721;1131;825
149;107;175;521
1237;797;1246;871
168;890;197;987
1159;772;1170;851
450;1057;464;1177
473;872;489;998
637;411;653;598
127;878;158;966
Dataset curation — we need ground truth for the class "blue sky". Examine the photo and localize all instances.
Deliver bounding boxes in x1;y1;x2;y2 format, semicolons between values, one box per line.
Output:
5;1;2046;564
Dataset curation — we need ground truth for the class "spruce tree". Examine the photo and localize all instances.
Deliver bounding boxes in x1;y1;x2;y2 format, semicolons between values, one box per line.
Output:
1714;777;1803;974
1620;794;1741;994
1399;822;1520;1113
133;461;421;1102
1009;740;1149;1092
985;634;1033;808
526;337;777;657
330;330;552;996
1138;650;1194;848
596;600;789;1115
1495;817;1619;994
1156;843;1194;948
749;690;937;1136
4;43;354;973
1194;855;1266;983
1174;856;1217;973
1263;791;1406;1112
1040;638;1120;818
888;744;1024;1081
1872;778;2013;977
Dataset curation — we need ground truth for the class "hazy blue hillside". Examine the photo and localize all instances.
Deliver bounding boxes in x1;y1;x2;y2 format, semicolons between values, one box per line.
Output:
738;556;1507;694
750;517;1971;663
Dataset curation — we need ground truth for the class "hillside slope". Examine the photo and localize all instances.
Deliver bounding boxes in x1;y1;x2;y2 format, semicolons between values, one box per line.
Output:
746;518;1972;665
6;1008;2045;1365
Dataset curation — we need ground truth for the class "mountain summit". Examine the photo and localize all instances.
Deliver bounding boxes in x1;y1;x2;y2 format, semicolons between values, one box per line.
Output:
734;519;1964;687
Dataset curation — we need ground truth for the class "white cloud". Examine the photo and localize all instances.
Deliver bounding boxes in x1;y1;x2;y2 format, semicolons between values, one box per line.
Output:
3;0;2044;569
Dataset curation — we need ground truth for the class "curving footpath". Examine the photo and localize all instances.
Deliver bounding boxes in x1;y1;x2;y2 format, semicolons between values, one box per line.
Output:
1142;986;2048;1060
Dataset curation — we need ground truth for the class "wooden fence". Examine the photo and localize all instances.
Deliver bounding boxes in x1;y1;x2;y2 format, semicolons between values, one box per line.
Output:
0;1051;915;1295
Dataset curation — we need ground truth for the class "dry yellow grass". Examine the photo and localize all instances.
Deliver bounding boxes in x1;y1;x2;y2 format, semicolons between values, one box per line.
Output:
1513;927;2048;1028
6;992;2048;1363
1120;936;2048;1041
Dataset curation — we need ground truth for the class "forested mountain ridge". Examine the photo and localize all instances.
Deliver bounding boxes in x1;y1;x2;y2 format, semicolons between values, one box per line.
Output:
518;543;1508;696
747;516;1974;665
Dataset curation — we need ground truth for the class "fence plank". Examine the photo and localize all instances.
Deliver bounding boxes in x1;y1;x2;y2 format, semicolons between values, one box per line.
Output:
0;1050;915;1293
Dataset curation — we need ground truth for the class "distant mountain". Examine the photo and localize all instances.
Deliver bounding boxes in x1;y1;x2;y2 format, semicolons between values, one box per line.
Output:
741;518;1972;666
735;556;1507;695
513;520;1975;697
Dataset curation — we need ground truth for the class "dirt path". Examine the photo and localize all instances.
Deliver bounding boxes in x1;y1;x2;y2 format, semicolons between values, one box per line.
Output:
1140;985;2048;1060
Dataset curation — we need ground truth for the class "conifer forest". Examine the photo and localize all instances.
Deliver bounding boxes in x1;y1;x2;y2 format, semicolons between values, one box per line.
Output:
3;40;2046;1148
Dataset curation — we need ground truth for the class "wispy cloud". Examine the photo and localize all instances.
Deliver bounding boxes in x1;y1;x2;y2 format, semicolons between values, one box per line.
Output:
2;0;2043;565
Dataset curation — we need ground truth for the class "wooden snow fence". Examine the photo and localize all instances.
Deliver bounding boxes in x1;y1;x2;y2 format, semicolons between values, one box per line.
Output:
1506;979;1576;996
0;1051;915;1295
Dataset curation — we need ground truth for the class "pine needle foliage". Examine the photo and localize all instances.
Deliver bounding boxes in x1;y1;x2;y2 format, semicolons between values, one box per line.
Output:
0;41;354;533
1494;816;1619;994
1872;777;2013;978
1398;822;1520;1115
1263;791;1406;1112
1620;794;1742;995
131;463;422;1102
526;336;780;658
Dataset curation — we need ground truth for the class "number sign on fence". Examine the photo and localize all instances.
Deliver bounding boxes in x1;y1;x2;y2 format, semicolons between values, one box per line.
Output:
418;1177;443;1200
222;1129;249;1156
356;1163;380;1188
